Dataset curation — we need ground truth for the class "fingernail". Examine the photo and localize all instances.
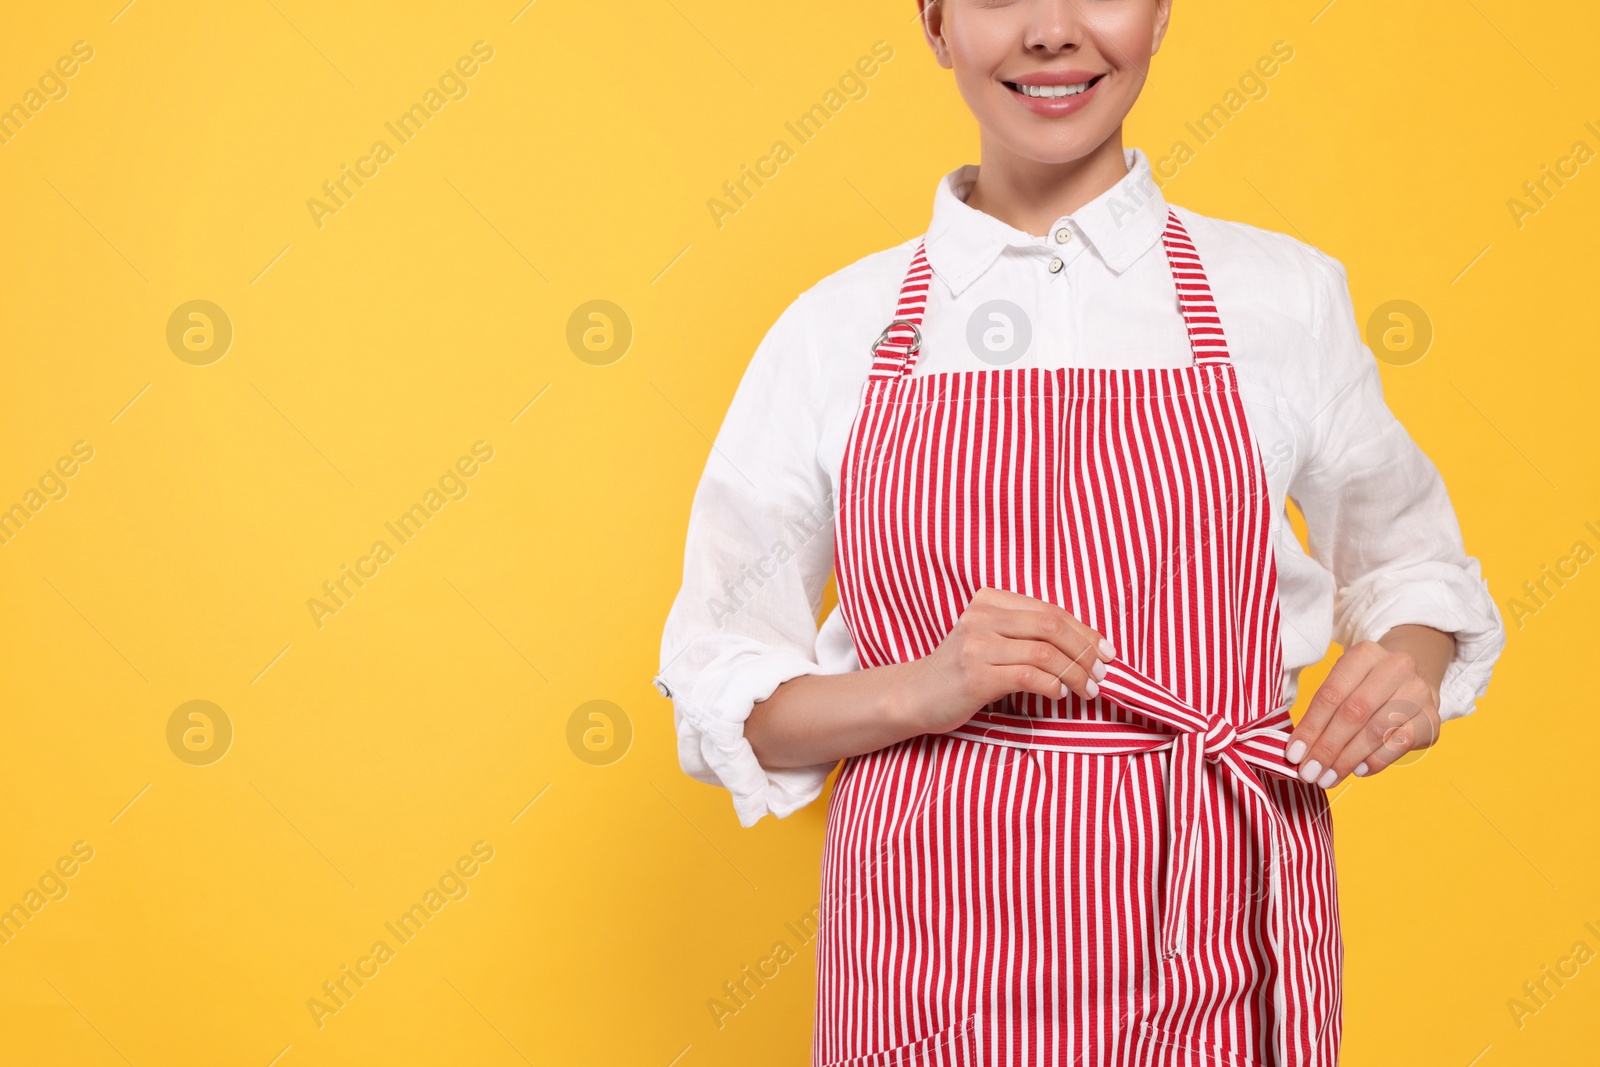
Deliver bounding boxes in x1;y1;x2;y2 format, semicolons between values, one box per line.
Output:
1084;679;1099;699
1285;740;1306;763
1059;683;1070;699
1353;762;1369;777
1316;767;1337;789
1091;660;1107;681
1098;638;1116;659
1298;759;1321;784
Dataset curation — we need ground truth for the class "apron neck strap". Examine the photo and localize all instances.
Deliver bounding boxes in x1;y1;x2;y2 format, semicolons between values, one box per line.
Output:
869;209;1233;379
1162;210;1233;368
868;241;934;378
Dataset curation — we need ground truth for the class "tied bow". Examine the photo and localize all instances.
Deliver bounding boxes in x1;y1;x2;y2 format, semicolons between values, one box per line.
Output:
1094;660;1328;1067
948;657;1336;1065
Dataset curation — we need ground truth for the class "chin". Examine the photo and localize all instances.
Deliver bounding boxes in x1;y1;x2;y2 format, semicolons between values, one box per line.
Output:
993;123;1113;165
969;93;1123;163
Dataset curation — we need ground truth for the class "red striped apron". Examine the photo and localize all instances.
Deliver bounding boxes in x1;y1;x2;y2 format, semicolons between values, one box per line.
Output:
815;212;1342;1067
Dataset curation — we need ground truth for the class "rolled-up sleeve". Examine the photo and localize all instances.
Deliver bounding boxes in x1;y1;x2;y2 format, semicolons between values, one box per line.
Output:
1288;251;1506;722
653;291;844;827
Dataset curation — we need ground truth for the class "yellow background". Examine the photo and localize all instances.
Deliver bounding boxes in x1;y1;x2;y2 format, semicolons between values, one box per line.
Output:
0;0;1594;1063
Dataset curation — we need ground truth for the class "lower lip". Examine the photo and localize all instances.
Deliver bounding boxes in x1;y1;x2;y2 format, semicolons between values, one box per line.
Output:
1006;77;1102;117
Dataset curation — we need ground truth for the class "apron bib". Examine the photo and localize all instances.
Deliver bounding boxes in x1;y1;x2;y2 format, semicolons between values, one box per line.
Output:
815;212;1342;1067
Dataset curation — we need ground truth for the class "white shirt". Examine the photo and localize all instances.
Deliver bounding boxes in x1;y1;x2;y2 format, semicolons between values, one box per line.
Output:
655;147;1506;829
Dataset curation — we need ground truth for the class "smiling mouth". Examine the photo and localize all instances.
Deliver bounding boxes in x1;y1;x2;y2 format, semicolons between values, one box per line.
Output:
1003;74;1106;98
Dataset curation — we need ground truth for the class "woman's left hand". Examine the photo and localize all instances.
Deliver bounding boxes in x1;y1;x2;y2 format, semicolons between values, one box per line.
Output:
1283;626;1456;789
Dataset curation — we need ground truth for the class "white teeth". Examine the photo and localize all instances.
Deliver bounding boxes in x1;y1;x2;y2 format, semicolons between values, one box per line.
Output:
1015;80;1094;98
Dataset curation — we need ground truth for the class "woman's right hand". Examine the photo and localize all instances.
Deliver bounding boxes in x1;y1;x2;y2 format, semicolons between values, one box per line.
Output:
894;587;1116;736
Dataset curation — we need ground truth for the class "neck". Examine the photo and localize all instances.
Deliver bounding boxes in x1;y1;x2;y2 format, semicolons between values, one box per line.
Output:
964;131;1131;237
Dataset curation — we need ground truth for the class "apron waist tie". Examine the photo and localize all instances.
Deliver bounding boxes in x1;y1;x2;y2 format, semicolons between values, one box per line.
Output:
944;658;1321;1065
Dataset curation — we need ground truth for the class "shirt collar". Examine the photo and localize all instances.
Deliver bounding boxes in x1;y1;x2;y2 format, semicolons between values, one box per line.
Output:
923;147;1169;296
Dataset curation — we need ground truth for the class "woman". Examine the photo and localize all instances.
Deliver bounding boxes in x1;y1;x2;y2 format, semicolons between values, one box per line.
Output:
655;1;1506;1064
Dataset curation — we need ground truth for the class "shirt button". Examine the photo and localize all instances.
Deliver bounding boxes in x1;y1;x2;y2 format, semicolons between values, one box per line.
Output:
653;678;672;698
1054;227;1071;243
1047;257;1064;273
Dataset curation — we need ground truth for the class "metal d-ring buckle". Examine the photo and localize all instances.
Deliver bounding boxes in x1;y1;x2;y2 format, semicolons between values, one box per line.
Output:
871;319;922;358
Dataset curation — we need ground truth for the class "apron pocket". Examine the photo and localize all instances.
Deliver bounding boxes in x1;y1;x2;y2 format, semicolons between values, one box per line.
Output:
819;1010;979;1067
1138;1019;1269;1067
